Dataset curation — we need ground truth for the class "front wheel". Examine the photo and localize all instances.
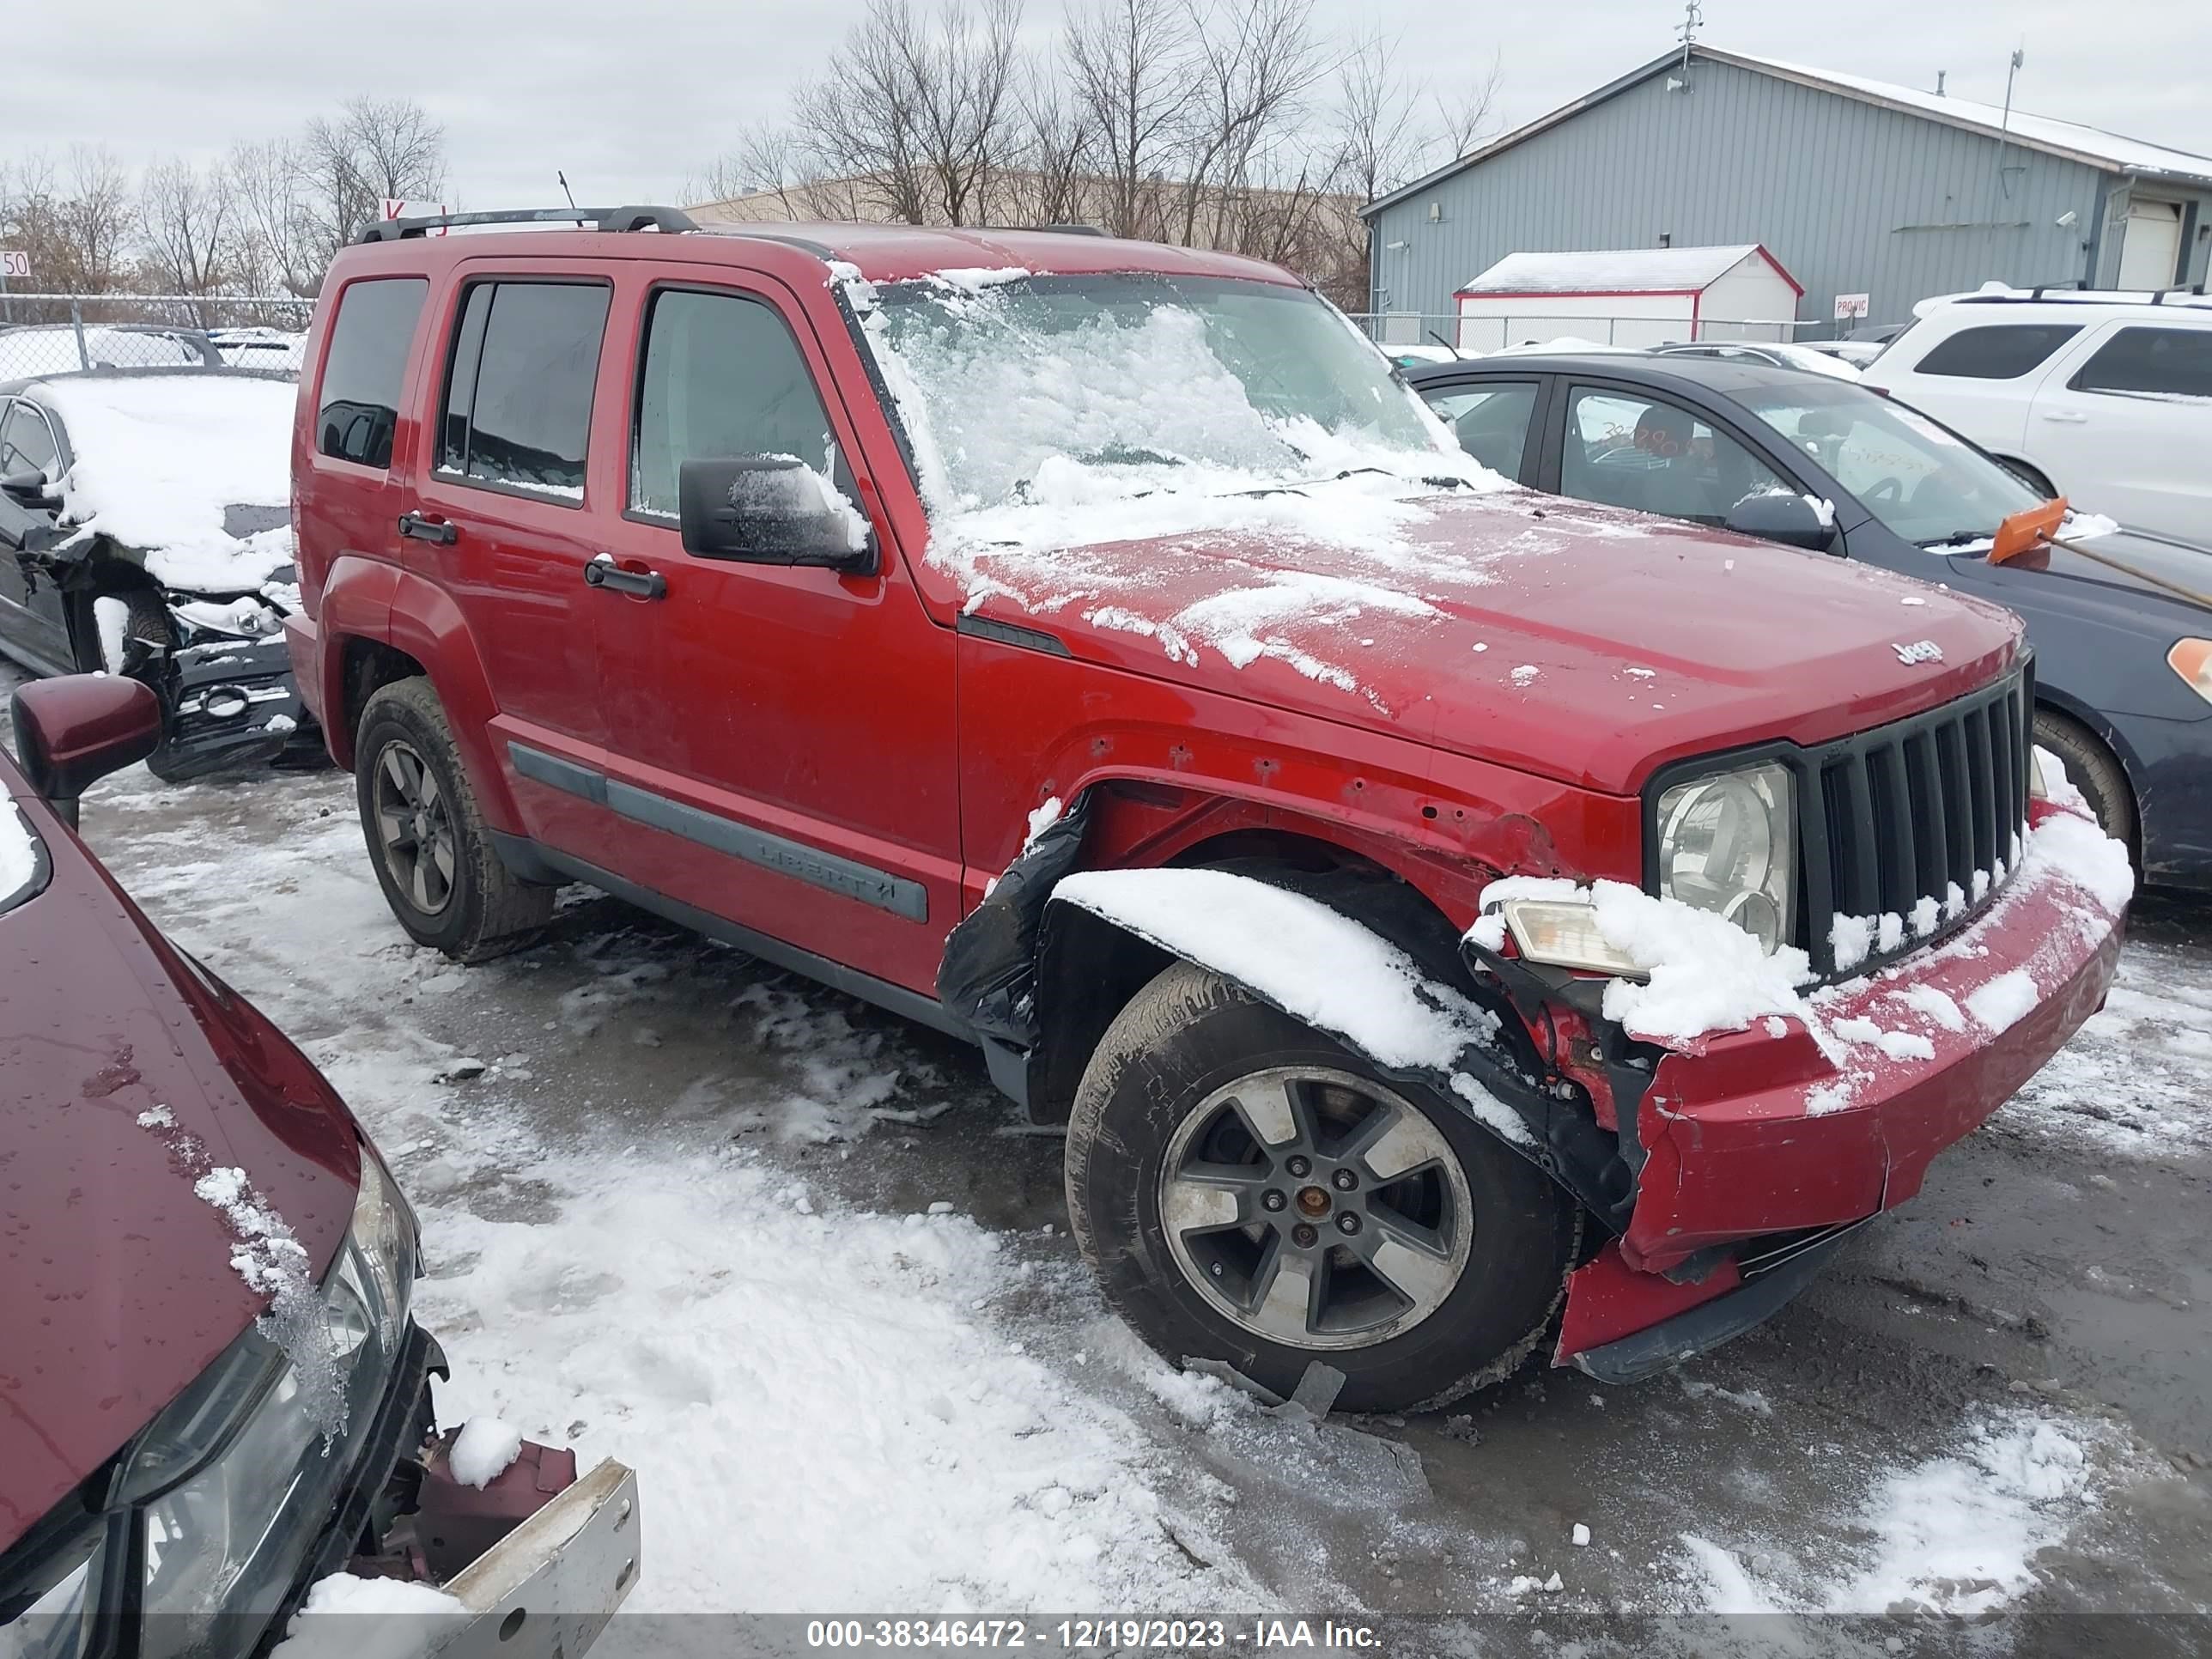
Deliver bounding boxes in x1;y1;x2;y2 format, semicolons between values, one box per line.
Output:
2033;708;2136;858
355;677;554;962
1065;959;1578;1413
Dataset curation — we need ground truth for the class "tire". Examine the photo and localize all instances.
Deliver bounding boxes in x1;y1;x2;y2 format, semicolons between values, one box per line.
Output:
355;677;553;962
1065;959;1579;1414
1997;458;2057;499
2033;707;2136;856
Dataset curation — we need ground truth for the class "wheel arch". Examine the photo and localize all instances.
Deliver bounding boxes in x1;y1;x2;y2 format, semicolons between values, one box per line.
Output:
320;563;524;834
61;554;166;672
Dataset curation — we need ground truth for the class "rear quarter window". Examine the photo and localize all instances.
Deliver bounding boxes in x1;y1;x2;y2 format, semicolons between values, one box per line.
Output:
1911;323;2081;380
2070;325;2212;398
317;276;430;468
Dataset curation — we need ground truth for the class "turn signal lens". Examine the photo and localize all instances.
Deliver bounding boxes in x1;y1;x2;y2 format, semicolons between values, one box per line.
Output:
2172;639;2212;707
1501;900;1645;978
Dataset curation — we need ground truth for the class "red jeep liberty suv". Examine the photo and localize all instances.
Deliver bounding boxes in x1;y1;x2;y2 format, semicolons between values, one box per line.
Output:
286;207;2130;1412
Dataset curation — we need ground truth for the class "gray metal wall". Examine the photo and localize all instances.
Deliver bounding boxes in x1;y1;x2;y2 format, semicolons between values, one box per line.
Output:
1366;57;2205;332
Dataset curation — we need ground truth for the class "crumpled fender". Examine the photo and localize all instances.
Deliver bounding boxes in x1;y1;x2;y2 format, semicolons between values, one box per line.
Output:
936;791;1093;1046
1036;858;1563;1171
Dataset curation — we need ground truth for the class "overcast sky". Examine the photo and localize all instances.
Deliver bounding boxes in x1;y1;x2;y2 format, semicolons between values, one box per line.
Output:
5;0;2207;208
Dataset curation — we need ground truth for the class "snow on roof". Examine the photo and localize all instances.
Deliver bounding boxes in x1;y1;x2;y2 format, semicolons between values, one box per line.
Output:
1459;245;1774;296
1719;50;2212;186
33;374;296;590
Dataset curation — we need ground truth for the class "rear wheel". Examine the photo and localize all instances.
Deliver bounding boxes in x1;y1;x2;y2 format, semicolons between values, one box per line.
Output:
355;678;553;962
2033;707;2136;857
1065;959;1577;1413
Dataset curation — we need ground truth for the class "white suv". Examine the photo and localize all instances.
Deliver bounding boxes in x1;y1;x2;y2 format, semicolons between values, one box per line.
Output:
1863;288;2212;544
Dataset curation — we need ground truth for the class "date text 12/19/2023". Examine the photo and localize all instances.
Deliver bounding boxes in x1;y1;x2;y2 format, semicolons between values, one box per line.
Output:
804;1619;1383;1650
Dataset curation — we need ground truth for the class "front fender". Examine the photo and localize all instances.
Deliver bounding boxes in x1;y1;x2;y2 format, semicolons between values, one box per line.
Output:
1041;865;1571;1178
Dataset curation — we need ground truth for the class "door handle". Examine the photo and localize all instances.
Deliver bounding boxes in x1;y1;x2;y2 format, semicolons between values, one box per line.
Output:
398;511;459;544
583;553;667;599
2039;410;2089;424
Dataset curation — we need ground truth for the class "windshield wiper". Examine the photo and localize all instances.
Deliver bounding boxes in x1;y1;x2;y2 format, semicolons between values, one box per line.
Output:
1917;530;1995;549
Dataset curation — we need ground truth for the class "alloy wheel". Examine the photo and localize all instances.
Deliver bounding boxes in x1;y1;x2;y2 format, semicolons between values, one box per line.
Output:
371;739;458;916
1157;1066;1473;1350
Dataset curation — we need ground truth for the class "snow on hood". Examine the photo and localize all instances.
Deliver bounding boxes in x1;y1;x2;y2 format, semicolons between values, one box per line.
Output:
33;375;297;591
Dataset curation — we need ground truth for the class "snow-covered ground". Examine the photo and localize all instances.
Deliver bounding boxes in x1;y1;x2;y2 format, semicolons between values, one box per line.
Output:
20;715;2212;1647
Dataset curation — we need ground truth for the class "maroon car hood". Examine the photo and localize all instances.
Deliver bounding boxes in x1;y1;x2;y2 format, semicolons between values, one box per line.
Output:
0;779;359;1555
950;490;2027;794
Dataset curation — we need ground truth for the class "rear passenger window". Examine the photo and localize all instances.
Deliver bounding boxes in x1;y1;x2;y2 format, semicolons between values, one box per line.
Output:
317;276;428;468
1912;324;2081;380
2070;326;2212;398
437;282;611;502
629;287;851;520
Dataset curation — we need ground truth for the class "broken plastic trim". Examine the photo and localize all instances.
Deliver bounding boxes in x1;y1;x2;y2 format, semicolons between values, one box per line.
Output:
935;789;1093;1048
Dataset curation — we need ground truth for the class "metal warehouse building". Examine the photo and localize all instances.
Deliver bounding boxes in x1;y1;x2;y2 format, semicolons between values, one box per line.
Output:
1362;45;2212;343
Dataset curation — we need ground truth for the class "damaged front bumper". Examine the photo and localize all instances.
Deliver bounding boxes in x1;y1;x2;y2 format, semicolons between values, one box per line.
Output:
276;1323;640;1656
1545;807;2124;1377
156;634;316;781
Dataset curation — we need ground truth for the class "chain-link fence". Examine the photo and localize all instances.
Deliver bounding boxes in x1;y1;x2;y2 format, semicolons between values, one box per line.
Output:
0;295;315;381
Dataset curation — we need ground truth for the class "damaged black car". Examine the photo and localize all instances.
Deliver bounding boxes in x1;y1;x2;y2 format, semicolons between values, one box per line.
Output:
0;365;316;781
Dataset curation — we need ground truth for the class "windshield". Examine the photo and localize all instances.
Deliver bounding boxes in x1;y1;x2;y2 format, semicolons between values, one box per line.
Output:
1733;383;2043;547
858;273;1459;518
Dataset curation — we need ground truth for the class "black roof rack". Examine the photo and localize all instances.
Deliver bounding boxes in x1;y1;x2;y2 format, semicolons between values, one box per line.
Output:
974;223;1107;236
353;205;698;245
1954;283;2211;309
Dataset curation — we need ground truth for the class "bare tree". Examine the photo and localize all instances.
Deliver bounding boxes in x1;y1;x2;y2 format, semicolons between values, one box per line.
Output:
1019;61;1095;227
228;139;320;297
297;96;448;263
1063;0;1194;240
791;0;1025;227
140;158;239;310
1174;0;1323;249
1432;51;1504;162
685;125;877;221
0;148;137;301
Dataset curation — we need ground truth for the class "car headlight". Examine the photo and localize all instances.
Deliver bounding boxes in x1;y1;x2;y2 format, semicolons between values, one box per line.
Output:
115;1148;416;1659
1655;762;1796;952
0;1540;100;1659
2172;639;2212;707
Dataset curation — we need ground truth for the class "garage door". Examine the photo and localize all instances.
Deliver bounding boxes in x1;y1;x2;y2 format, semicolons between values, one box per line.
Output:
2117;199;2183;290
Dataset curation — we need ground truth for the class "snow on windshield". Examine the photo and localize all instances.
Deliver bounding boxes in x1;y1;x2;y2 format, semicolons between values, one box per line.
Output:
839;266;1510;696
35;375;296;590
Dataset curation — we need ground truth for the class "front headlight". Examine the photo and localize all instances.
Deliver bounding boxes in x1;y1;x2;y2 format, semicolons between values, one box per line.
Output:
119;1146;416;1658
2172;639;2212;707
1656;762;1796;952
0;1540;100;1659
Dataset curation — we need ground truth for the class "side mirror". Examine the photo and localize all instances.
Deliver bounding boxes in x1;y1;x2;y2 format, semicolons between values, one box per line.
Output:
1724;490;1838;552
678;457;877;574
1;468;48;501
9;676;161;828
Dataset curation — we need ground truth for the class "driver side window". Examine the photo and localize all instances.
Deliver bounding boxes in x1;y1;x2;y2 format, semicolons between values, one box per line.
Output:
629;287;856;521
1559;385;1786;526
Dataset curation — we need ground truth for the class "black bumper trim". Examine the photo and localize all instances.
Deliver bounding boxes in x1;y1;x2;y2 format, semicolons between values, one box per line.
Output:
1569;1236;1849;1385
252;1323;446;1656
